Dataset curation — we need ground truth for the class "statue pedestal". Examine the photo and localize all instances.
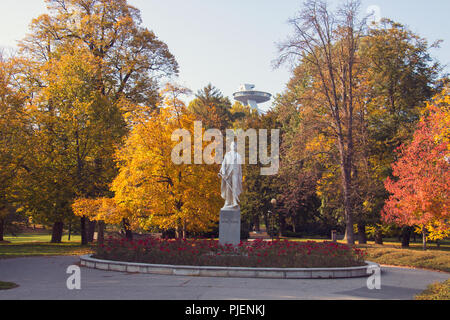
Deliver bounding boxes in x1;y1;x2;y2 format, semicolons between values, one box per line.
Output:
219;209;241;246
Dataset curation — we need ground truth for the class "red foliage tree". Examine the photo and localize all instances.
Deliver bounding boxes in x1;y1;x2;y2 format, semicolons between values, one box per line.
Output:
382;93;449;246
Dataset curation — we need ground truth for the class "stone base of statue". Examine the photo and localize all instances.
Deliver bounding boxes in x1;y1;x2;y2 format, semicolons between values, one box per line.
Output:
219;209;241;246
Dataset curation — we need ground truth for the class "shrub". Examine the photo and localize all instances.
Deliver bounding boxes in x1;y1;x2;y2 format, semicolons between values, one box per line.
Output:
95;237;367;268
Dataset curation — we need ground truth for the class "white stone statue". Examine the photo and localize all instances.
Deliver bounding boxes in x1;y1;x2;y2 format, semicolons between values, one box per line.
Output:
219;141;243;210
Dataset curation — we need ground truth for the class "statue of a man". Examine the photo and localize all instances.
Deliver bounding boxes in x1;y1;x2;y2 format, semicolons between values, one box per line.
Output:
219;141;243;210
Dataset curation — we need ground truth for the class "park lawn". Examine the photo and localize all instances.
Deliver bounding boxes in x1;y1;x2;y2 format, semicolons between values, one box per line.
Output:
415;279;450;300
0;233;94;259
359;243;450;273
281;238;450;273
3;233;81;244
0;281;19;290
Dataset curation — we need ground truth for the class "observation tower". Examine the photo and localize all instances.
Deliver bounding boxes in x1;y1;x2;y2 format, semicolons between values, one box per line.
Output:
233;84;271;114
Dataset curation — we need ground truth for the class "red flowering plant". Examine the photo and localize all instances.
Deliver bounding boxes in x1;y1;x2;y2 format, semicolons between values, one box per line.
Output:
95;237;367;268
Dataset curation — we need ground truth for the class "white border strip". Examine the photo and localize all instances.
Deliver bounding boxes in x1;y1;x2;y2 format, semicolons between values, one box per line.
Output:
80;255;379;279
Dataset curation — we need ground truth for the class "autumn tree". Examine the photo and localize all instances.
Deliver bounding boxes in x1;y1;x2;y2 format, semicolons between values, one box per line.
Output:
17;0;178;244
351;18;442;244
111;84;222;239
19;46;127;243
20;0;178;108
276;0;368;243
382;90;450;250
275;87;341;237
72;197;125;244
0;54;30;241
188;84;233;131
238;111;281;235
230;101;254;122
275;3;443;244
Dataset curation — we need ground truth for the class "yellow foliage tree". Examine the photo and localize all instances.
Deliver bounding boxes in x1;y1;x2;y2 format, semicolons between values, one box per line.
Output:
72;198;125;225
0;54;29;241
72;197;128;243
111;84;222;238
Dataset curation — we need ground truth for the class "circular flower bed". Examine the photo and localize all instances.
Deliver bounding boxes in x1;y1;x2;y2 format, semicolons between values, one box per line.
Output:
95;237;367;268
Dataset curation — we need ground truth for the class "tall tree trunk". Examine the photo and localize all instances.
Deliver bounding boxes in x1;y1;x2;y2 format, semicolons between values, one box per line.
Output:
125;228;133;241
264;214;269;233
0;218;4;241
81;216;88;245
331;230;337;242
182;218;187;239
87;220;96;243
254;215;260;232
343;180;354;244
375;228;383;245
68;221;71;241
122;218;133;241
175;225;182;239
401;226;412;248
357;223;367;244
422;230;427;251
162;229;175;239
278;214;286;237
339;141;355;245
51;221;64;243
97;221;105;246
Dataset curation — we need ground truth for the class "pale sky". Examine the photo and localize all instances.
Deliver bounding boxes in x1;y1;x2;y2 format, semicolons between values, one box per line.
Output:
1;0;449;111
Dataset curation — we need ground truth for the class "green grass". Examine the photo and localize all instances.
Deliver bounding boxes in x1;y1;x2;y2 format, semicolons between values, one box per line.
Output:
4;233;81;244
277;237;450;273
0;281;18;290
284;237;450;250
360;243;450;273
415;280;450;300
0;233;94;259
372;238;450;251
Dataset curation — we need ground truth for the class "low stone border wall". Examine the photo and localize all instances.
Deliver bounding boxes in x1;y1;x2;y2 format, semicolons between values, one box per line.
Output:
80;255;379;279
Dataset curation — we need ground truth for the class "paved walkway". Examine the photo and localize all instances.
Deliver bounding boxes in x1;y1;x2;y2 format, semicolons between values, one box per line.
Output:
0;256;448;300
